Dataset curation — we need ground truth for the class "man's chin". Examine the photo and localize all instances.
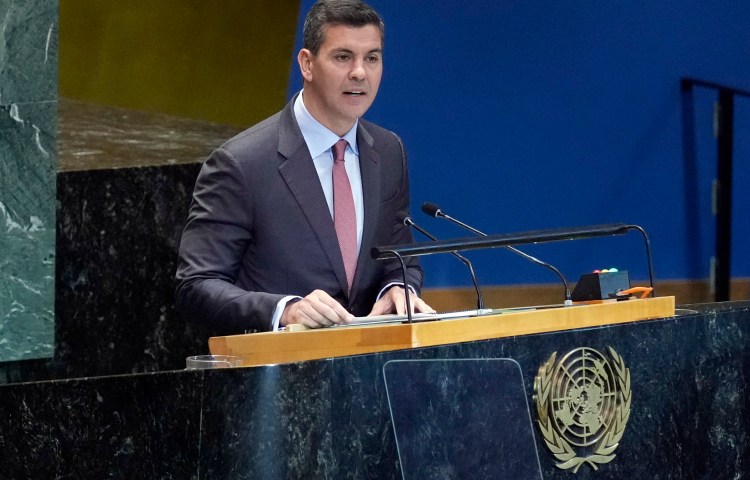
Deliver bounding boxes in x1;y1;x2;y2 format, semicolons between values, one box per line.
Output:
341;104;373;122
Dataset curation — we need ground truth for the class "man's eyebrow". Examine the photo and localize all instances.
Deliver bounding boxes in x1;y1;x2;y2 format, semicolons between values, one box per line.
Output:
330;47;382;55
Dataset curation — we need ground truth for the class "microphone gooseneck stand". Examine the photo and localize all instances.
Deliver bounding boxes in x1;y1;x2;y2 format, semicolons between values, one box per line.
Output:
421;202;574;306
378;249;414;323
398;213;485;310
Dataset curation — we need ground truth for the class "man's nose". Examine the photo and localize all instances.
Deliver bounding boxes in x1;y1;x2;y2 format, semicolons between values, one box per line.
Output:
349;60;366;80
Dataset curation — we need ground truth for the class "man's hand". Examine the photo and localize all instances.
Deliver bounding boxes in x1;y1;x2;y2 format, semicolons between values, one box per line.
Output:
280;289;355;329
368;286;436;316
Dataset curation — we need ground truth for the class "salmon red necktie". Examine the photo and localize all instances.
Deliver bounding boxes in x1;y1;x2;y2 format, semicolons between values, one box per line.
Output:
332;139;357;291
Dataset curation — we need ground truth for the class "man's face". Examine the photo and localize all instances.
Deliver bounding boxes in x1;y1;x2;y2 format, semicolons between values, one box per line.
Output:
298;24;383;136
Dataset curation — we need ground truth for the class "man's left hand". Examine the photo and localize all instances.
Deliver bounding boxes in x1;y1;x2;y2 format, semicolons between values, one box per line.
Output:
368;286;435;316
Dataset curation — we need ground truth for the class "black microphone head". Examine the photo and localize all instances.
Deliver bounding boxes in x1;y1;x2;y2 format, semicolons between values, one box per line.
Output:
421;202;442;218
396;211;412;226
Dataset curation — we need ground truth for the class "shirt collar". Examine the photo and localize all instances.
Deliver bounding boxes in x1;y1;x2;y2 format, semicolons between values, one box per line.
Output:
294;91;359;158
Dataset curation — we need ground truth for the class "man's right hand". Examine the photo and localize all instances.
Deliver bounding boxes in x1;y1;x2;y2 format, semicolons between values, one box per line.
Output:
280;289;355;329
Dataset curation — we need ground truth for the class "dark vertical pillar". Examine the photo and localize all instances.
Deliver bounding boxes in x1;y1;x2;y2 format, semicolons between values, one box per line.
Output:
714;89;734;302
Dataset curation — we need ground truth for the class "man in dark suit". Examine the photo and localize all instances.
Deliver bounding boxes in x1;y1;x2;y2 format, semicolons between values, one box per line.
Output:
175;0;433;335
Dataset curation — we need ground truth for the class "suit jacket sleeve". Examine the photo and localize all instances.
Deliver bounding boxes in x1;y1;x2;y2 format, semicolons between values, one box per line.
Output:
174;147;283;335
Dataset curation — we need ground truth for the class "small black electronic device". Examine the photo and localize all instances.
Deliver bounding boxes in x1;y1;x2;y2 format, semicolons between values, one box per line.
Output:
571;270;631;301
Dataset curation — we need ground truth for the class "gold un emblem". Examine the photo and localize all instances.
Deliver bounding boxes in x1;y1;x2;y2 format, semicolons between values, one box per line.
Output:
533;347;632;473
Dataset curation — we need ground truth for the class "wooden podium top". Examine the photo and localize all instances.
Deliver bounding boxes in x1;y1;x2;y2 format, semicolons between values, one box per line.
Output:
209;296;675;367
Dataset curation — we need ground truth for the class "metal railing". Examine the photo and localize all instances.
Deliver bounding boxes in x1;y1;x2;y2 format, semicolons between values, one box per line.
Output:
681;78;750;301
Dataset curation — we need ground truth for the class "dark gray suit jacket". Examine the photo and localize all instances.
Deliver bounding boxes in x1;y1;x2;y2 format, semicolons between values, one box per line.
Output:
175;98;423;334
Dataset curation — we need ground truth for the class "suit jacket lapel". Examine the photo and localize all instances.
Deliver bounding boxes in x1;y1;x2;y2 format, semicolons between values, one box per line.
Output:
350;123;381;306
276;102;350;295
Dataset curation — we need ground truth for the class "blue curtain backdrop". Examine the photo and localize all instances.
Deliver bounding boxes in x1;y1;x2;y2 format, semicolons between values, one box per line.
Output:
288;0;750;289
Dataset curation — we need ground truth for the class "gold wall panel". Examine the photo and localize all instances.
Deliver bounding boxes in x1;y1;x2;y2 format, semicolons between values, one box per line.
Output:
59;0;300;127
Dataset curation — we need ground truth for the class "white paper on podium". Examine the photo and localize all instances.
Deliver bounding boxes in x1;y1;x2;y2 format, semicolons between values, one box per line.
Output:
339;309;497;327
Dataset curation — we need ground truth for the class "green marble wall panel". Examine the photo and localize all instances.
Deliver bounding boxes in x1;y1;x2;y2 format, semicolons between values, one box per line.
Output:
0;0;57;103
0;0;57;362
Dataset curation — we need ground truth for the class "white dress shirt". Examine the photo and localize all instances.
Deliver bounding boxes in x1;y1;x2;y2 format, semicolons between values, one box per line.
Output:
270;92;364;330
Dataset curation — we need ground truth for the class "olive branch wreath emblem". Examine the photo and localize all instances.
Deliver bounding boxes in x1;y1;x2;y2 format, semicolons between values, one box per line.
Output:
533;347;632;473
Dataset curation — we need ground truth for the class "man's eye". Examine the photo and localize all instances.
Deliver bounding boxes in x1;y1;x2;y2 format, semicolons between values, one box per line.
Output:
335;55;350;61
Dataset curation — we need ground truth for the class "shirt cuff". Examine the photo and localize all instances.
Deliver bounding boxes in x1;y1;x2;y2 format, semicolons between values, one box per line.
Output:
271;295;302;331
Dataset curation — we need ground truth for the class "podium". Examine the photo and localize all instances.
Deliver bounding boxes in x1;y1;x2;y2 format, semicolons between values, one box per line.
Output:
209;297;675;366
5;298;750;479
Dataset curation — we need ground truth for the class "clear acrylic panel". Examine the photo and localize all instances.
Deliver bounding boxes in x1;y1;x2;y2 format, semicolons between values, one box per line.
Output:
383;358;543;480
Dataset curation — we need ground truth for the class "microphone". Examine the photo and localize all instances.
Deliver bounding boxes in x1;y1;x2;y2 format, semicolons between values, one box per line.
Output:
397;212;486;310
421;202;573;306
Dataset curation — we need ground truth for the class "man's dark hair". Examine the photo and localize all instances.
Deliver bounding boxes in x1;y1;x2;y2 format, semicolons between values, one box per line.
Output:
303;0;384;55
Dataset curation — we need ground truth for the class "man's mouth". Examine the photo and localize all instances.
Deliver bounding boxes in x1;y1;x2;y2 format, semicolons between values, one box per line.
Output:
344;91;366;96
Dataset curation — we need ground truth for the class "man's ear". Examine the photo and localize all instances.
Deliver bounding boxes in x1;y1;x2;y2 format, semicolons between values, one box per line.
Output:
297;49;314;82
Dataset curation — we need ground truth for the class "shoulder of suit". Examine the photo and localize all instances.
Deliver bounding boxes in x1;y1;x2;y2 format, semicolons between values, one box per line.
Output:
218;111;283;151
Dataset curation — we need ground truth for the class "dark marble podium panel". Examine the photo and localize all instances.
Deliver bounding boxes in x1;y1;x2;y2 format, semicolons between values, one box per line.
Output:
1;302;749;479
1;371;203;479
54;163;209;377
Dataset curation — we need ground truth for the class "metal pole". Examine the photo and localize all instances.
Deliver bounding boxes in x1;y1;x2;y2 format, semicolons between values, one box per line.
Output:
714;89;734;301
